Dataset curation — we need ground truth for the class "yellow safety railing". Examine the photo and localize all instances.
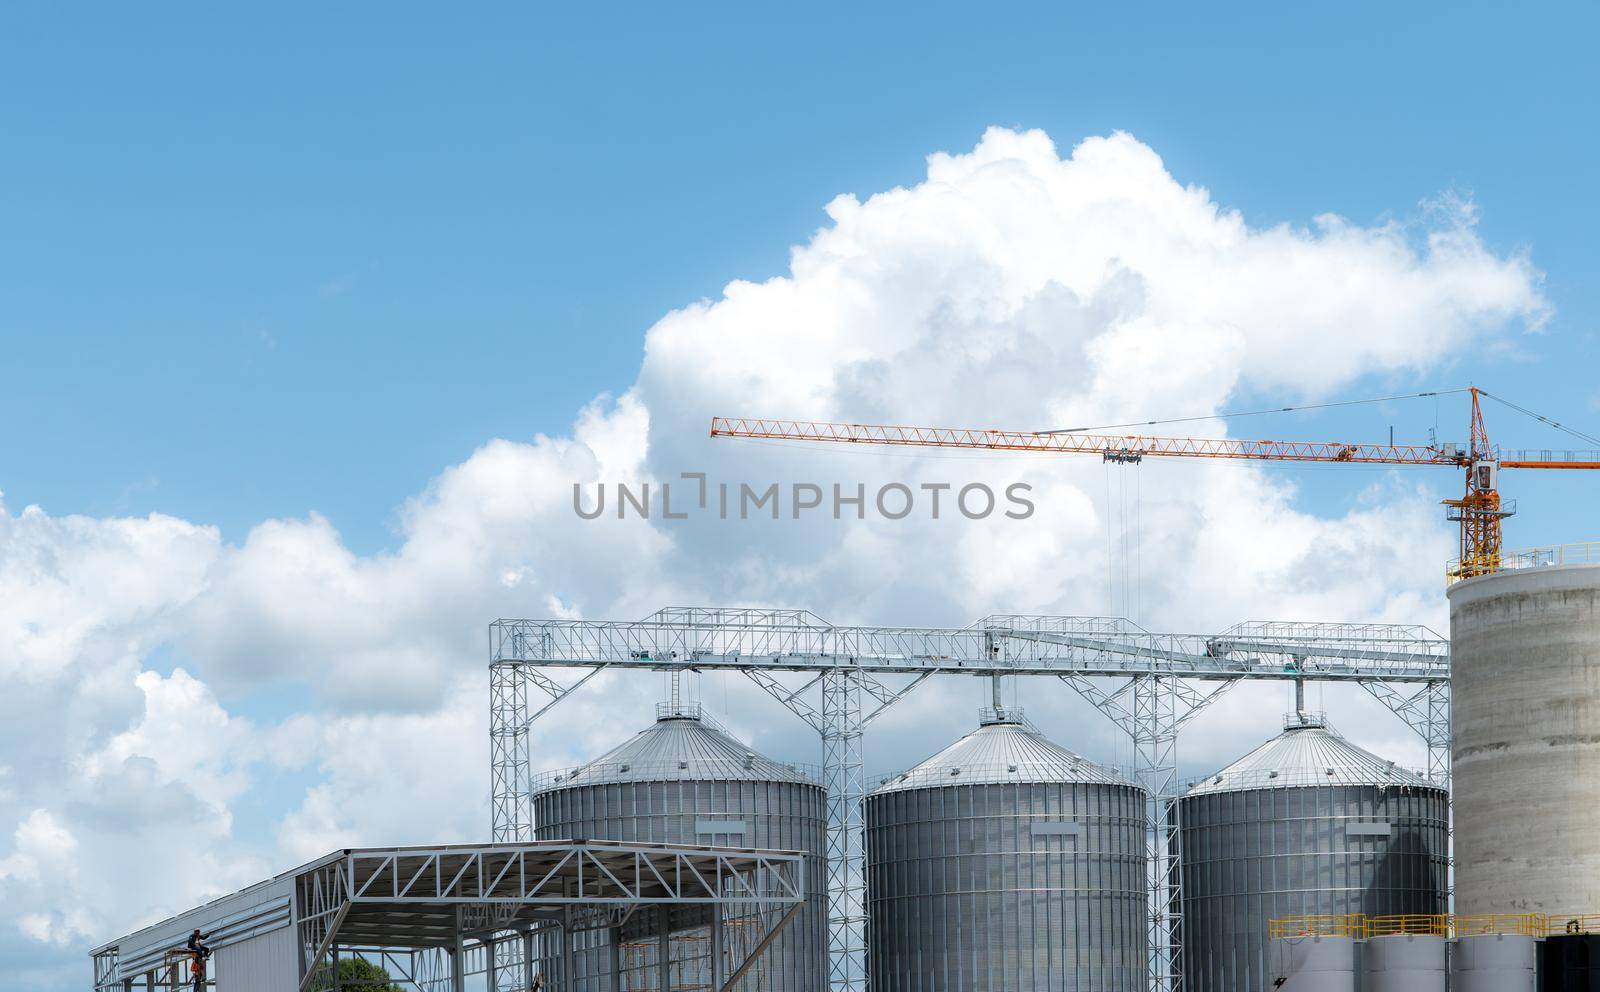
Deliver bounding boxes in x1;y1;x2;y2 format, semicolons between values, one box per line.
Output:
1549;915;1600;936
1270;913;1557;939
1365;915;1451;937
1455;913;1547;937
1448;541;1600;585
1268;915;1363;939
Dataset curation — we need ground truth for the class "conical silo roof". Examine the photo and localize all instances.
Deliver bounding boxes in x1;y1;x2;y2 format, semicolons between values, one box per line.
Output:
872;714;1135;795
1185;716;1436;796
537;705;815;789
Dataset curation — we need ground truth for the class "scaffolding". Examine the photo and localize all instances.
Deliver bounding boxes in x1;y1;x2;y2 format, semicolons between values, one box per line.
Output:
487;608;1451;992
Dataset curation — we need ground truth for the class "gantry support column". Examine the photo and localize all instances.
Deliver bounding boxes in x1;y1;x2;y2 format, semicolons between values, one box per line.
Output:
820;669;866;992
489;662;531;842
1362;677;1453;906
490;659;612;843
1065;673;1237;992
1361;679;1451;788
743;664;928;992
1135;676;1182;992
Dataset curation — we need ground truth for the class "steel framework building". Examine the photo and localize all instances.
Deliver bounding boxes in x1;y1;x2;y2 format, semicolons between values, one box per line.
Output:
488;607;1451;992
91;840;806;992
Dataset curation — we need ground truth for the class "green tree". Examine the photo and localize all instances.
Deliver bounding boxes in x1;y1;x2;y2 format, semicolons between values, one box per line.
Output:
334;958;403;991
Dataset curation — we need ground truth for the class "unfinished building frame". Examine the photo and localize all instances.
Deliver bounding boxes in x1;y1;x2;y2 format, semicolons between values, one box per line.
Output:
91;840;805;992
488;608;1451;992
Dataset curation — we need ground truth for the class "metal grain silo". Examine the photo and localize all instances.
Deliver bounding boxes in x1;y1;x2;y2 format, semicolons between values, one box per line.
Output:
533;703;827;991
1174;713;1449;992
865;709;1147;991
1449;560;1600;915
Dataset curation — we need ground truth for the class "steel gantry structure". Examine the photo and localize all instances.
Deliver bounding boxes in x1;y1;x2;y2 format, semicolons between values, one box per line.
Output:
488;607;1451;992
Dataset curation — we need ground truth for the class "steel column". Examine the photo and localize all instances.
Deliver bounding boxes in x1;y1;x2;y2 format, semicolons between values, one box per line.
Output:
1134;676;1182;992
657;907;671;992
1362;677;1454;909
711;911;726;990
524;930;536;992
489;662;531;842
820;668;866;992
1064;673;1237;992
562;910;576;992
608;927;622;992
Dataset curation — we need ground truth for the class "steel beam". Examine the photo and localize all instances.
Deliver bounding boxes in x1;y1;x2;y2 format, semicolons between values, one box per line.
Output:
1361;679;1451;787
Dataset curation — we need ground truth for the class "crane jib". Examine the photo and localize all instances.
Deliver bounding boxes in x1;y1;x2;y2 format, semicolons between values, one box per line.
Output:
710;416;1464;465
711;386;1597;585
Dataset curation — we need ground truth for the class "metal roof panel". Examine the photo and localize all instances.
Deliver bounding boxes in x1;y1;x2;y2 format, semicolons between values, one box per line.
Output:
1185;718;1439;795
872;716;1136;795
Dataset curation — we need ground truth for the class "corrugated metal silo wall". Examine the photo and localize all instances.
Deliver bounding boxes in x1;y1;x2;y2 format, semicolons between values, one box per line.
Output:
866;781;1147;991
1173;784;1449;992
533;778;827;991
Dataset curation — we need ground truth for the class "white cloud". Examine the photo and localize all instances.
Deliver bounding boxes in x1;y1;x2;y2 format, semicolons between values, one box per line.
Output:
0;503;217;683
0;128;1548;989
0;671;267;968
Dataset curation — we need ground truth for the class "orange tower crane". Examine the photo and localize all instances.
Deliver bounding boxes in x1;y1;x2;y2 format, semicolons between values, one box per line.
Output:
711;387;1600;581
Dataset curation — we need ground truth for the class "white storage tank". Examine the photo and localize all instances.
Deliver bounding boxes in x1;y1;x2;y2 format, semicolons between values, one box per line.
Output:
1362;933;1446;992
1452;932;1537;992
1448;561;1600;914
1266;935;1357;992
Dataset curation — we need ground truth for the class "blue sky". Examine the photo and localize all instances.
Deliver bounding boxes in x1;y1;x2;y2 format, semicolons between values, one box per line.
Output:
4;2;1597;553
6;6;1600;987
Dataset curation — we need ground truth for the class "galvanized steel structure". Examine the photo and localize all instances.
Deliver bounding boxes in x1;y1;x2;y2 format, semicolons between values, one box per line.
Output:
489;608;1452;992
532;702;827;990
90;840;806;992
866;710;1147;990
1175;716;1450;992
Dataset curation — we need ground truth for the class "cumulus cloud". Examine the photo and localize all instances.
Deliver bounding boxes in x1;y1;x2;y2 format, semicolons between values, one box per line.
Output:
0;128;1549;988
